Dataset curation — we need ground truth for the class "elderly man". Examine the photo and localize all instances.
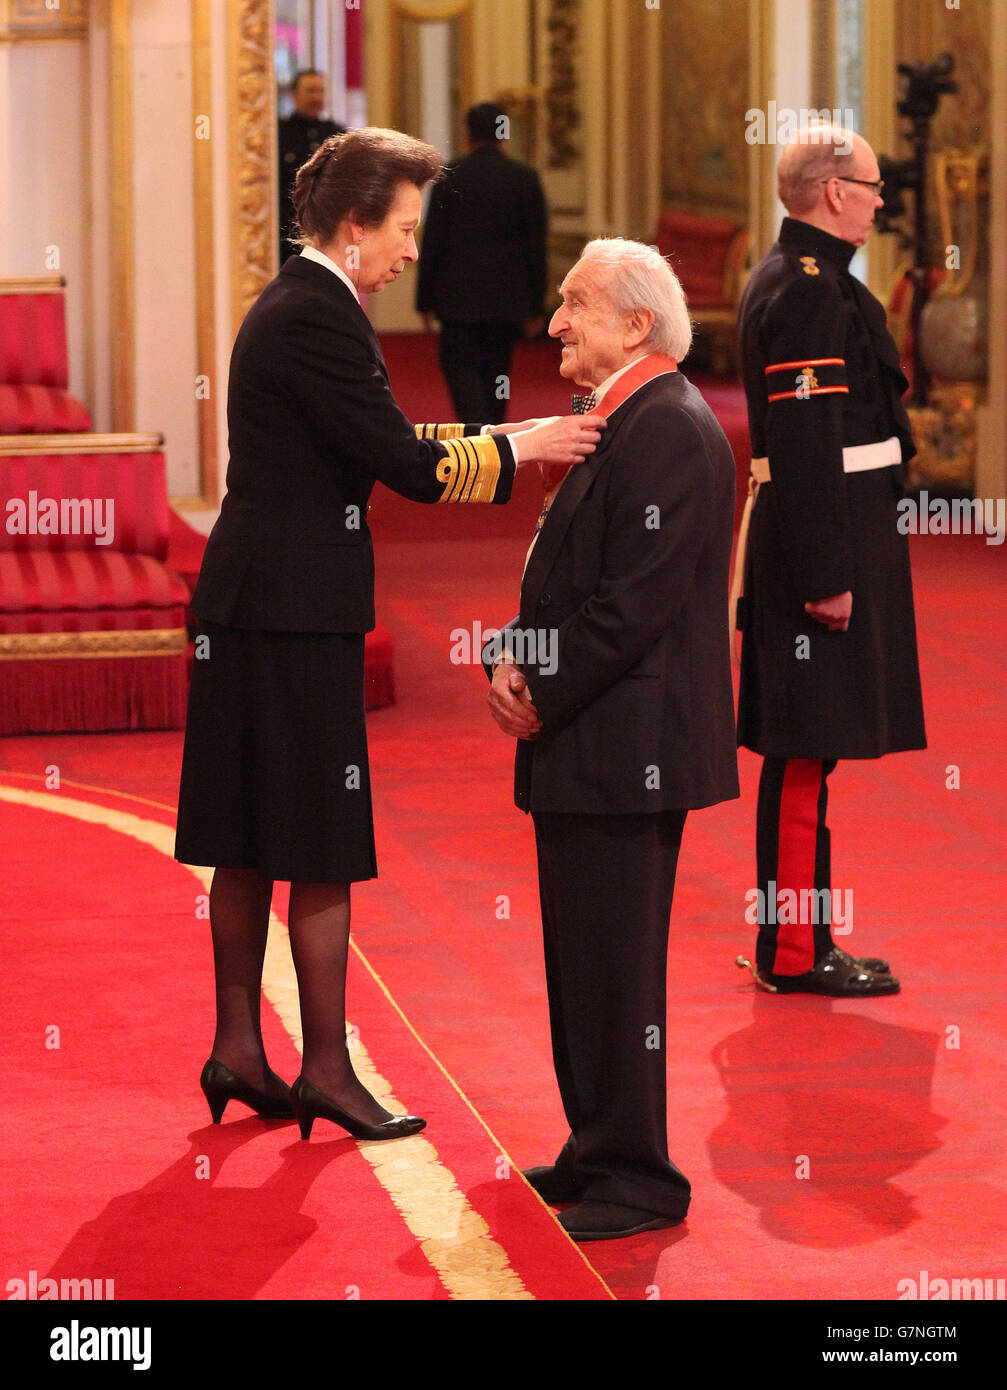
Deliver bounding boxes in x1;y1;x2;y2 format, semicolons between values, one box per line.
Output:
733;124;925;996
485;239;739;1240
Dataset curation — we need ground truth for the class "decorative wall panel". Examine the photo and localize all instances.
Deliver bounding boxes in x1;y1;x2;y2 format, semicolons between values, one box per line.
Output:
660;0;749;222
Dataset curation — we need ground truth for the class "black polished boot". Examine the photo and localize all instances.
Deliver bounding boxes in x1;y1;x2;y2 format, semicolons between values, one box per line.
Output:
736;948;899;996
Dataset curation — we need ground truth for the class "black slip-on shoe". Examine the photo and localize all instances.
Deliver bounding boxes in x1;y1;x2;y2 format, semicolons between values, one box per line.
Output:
522;1165;587;1203
557;1199;685;1242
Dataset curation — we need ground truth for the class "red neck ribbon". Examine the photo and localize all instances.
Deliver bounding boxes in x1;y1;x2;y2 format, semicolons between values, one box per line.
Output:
540;352;678;492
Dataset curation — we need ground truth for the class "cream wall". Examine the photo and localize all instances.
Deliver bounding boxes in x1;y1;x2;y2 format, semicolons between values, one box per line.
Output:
0;4;208;499
0;38;91;411
131;4;200;497
363;0;536;332
363;0;663;330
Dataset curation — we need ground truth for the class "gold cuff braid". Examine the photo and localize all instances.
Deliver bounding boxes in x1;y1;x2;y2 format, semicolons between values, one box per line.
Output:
435;435;502;503
414;423;467;441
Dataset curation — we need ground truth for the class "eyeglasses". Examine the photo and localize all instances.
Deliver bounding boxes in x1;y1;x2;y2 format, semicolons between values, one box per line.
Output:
820;176;885;195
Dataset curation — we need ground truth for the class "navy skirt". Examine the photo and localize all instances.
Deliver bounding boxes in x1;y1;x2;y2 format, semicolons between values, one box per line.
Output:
174;622;377;882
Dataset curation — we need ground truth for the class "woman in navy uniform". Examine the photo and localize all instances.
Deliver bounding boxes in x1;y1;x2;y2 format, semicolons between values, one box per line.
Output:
175;128;604;1139
734;124;925;996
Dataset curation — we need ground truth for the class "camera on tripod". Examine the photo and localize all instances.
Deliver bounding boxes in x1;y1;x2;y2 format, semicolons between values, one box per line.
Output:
876;54;957;239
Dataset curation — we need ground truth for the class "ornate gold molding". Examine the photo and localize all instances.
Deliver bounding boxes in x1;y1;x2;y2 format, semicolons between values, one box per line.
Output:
810;0;836;108
0;432;163;456
0;0;87;40
0;275;66;294
110;0;134;433
391;0;472;16
544;0;581;170
192;0;218;504
228;0;277;340
0;629;187;661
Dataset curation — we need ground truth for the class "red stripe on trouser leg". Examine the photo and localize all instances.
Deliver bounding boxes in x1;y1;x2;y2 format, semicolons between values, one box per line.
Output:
772;758;822;976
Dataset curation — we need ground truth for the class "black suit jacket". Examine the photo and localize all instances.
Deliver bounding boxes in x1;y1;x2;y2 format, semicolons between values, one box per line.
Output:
193;255;515;633
416;146;547;323
492;371;740;815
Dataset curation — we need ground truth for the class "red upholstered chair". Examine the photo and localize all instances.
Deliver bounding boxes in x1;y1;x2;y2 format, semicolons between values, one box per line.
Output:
0;276;92;433
164;508;396;712
0;432;190;733
654;210;751;373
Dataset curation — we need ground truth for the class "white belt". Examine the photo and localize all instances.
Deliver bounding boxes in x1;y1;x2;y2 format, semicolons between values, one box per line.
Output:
750;436;902;484
729;435;902;668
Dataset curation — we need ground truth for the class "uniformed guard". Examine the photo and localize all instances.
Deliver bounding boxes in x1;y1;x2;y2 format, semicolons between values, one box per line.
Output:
278;70;346;259
732;123;926;996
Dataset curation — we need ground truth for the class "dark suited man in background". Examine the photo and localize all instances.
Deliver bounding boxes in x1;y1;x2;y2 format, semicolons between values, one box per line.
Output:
279;70;346;259
485;239;739;1241
416;101;547;424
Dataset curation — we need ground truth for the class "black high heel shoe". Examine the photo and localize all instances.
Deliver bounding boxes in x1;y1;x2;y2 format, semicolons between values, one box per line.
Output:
200;1057;295;1123
290;1075;426;1141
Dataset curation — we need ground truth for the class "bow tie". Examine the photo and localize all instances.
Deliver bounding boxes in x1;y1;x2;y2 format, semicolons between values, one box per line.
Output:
571;391;597;413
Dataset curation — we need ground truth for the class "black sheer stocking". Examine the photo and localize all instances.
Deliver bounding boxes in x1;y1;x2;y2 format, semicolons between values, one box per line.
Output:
207;866;290;1102
287;881;393;1127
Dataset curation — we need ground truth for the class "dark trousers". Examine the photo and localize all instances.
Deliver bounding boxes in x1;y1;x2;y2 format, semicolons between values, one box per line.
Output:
755;756;838;975
532;809;691;1219
438;321;518;425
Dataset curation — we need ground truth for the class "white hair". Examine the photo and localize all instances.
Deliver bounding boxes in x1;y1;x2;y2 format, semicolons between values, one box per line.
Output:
575;237;693;361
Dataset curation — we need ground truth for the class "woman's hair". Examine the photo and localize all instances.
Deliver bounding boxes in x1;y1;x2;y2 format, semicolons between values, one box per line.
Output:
291;126;443;247
577;237;693;361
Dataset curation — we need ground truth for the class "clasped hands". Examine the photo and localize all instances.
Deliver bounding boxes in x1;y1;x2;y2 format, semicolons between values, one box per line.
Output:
488;661;542;741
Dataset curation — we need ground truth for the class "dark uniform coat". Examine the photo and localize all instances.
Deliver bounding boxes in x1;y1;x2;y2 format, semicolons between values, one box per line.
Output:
192;254;514;634
278;113;346;254
176;254;513;881
736;217;926;760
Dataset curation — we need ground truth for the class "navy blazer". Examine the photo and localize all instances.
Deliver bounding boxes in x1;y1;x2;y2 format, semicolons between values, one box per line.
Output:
415;146;547;323
193;254;515;633
488;371;739;815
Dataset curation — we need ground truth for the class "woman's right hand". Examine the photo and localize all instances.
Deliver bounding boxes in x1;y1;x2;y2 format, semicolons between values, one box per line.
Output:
514;412;606;467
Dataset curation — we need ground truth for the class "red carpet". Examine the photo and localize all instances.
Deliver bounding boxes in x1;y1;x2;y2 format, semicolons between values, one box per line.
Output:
0;777;610;1300
1;524;1004;1302
1;332;1004;1303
